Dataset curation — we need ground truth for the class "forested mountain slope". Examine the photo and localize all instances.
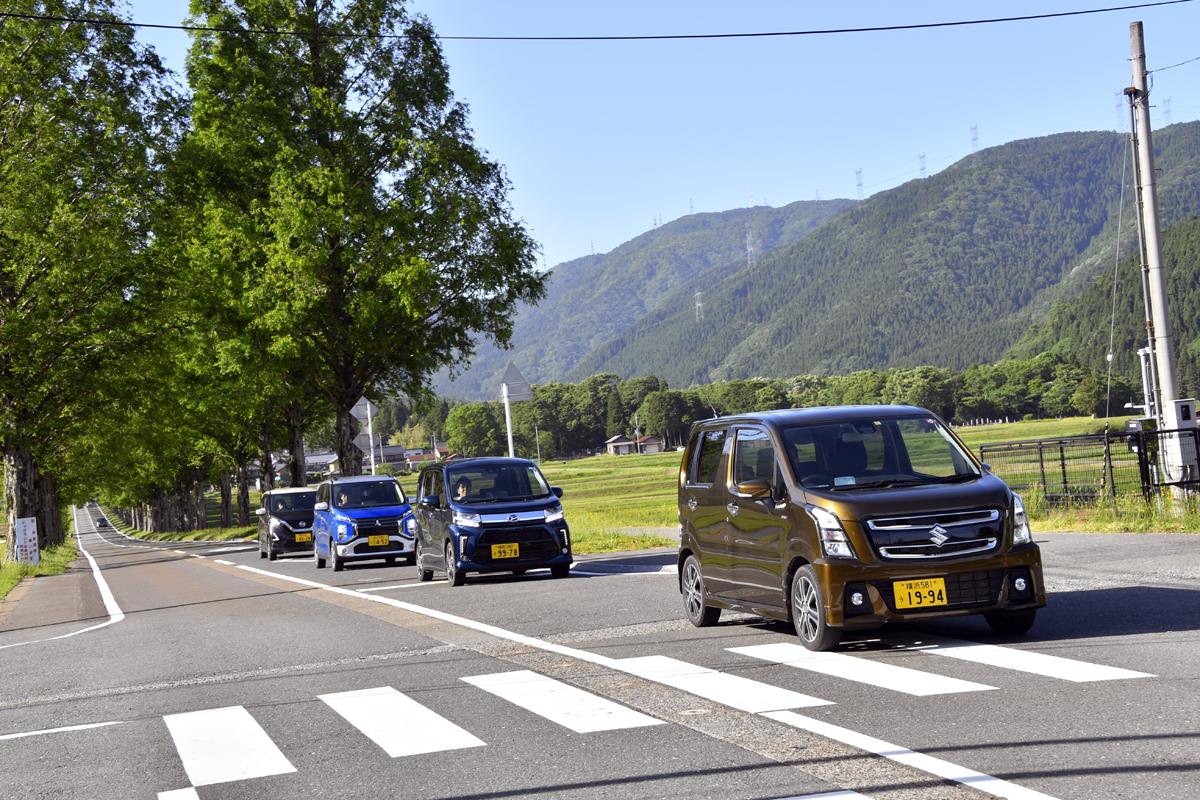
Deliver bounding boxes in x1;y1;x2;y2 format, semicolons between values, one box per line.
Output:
433;199;854;398
570;123;1200;387
1010;215;1200;398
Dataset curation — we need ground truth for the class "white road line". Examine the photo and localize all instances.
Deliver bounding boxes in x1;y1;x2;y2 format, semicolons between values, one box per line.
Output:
922;642;1155;681
358;581;446;592
213;559;235;566
157;789;200;800
163;705;295;787
318;686;485;757
776;792;873;800
0;509;126;651
206;546;256;554
232;564;1058;799
763;711;1059;800
173;550;188;555
462;670;664;733
616;655;832;713
0;720;125;740
729;643;995;697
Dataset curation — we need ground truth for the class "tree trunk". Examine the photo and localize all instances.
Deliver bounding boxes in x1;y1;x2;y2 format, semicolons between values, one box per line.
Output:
236;461;251;526
194;481;207;530
286;400;307;487
3;443;38;560
259;427;275;492
334;397;363;476
35;470;65;549
219;472;233;528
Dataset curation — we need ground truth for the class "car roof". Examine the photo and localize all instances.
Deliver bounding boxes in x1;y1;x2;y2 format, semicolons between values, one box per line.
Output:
328;474;400;484
429;457;535;470
696;405;934;430
265;486;317;495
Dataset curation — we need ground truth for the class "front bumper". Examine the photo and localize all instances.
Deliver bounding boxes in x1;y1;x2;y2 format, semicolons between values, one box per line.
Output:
816;544;1045;629
334;535;415;560
452;522;572;574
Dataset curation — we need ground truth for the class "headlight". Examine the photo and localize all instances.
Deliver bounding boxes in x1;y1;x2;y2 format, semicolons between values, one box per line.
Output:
544;504;565;523
453;510;481;528
335;522;354;543
1012;494;1032;545
809;505;856;559
403;516;417;537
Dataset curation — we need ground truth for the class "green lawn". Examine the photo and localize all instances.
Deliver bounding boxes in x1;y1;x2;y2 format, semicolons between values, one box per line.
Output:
0;534;80;602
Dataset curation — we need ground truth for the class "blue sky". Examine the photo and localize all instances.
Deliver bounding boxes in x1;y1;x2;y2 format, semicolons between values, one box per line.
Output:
126;0;1200;269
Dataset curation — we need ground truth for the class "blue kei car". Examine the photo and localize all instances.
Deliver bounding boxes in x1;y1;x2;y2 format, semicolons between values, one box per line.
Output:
413;457;571;586
313;475;416;571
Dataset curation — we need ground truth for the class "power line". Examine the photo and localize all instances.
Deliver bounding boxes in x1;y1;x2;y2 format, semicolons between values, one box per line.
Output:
1151;53;1200;72
0;1;1192;42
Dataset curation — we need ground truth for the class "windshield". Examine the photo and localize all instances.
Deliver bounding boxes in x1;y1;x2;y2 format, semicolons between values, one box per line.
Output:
446;463;552;504
270;491;316;513
781;415;979;491
333;480;407;509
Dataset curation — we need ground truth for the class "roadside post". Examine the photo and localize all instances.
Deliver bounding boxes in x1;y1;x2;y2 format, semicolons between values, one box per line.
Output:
500;363;532;458
14;517;39;566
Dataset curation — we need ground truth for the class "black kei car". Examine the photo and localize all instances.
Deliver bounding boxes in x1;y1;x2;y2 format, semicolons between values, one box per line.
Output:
256;487;318;560
413;457;571;586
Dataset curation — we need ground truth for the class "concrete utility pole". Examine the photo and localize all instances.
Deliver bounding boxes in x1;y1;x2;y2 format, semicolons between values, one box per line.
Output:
1128;21;1179;415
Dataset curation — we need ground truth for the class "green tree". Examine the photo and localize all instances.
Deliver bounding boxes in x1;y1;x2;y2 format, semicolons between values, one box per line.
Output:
445;403;505;457
184;0;543;476
604;389;627;438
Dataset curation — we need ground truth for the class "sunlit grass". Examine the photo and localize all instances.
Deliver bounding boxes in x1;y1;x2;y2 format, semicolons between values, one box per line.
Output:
0;536;79;601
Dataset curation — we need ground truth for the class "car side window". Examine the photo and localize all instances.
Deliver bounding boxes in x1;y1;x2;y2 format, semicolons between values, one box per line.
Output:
733;428;777;486
430;470;444;501
688;429;727;485
317;484;328;505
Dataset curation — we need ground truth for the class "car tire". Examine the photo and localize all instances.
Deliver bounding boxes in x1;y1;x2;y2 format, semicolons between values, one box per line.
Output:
259;541;267;559
681;554;721;627
405;553;417;567
445;543;464;587
418;554;434;582
331;546;343;572
315;542;326;569
550;563;570;579
791;565;840;651
267;541;277;561
386;556;396;567
984;608;1037;635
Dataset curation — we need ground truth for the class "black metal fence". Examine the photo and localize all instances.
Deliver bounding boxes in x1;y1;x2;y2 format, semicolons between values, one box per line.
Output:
978;428;1200;506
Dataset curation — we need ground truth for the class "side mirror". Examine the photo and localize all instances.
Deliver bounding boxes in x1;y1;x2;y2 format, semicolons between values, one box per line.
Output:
734;479;772;499
254;507;266;516
980;462;992;473
551;487;564;499
420;494;440;508
314;502;329;511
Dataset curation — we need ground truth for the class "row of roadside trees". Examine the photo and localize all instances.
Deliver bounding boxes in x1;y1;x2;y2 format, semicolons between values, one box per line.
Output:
442;354;1138;459
2;0;542;549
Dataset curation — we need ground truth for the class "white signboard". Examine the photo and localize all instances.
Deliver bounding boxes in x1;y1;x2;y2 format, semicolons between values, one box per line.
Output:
350;396;378;422
353;432;374;454
14;517;39;566
500;363;533;402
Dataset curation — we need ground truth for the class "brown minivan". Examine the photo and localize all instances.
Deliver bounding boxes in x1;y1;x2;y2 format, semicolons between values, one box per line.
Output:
677;405;1045;651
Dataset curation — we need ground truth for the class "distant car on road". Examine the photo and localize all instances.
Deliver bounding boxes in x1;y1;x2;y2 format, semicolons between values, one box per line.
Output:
312;475;415;571
678;406;1045;651
96;516;109;528
413;457;571;586
255;487;318;561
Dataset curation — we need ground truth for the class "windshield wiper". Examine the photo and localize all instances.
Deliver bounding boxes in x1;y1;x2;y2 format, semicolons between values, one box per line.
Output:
939;473;980;483
505;493;550;501
833;478;931;491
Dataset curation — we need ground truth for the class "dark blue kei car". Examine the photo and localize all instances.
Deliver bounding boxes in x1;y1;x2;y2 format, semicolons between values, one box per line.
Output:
313;475;416;571
413;457;571;586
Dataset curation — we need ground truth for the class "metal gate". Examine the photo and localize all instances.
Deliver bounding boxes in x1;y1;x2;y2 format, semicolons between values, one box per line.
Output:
977;428;1200;506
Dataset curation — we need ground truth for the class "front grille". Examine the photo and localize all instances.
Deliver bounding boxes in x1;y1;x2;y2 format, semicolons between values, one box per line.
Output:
878;569;1003;612
865;507;1002;561
355;519;412;539
472;527;559;565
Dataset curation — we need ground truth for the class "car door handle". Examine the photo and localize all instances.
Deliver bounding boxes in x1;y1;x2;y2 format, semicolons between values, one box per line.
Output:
687;496;698;512
726;503;739;516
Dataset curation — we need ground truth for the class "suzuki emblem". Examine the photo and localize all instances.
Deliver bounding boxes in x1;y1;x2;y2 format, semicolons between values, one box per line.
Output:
929;524;950;546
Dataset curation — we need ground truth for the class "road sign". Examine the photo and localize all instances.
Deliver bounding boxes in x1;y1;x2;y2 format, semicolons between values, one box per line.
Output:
14;517;39;565
353;432;374;454
500;363;532;402
350;397;378;422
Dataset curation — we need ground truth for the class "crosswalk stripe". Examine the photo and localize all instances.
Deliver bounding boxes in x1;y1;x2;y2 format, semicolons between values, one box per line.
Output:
922;642;1155;681
616;654;832;712
462;670;665;733
162;706;296;787
319;686;485;757
729;643;995;696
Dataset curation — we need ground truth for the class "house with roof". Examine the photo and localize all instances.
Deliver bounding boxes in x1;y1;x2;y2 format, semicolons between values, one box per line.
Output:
605;434;637;456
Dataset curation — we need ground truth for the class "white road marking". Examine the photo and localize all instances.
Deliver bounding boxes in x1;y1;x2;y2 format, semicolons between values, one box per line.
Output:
358;581;446;592
318;686;485;757
206;546;256;554
157;789;200;800
462;670;664;733
763;710;1059;800
213;559;235;566
775;792;873;800
163;705;295;787
0;720;125;740
922;642;1155;681
729;643;995;696
173;550;187;555
0;509;125;651
616;655;832;712
233;564;1059;799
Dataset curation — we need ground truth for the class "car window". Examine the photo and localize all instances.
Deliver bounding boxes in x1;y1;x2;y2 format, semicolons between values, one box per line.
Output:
334;480;406;508
688;429;726;485
732;428;776;486
271;492;315;513
317;483;329;504
446;463;552;504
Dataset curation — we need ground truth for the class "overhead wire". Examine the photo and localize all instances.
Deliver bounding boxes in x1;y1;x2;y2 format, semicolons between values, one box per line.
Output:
0;0;1193;42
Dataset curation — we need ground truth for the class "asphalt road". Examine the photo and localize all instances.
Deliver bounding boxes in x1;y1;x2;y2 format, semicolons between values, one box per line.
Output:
1;508;1196;800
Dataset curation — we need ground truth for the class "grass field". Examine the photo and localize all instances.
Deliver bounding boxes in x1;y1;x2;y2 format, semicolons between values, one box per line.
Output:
0;528;80;602
952;415;1137;449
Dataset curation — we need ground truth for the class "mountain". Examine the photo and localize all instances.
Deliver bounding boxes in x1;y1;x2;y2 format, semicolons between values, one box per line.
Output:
1010;215;1200;398
434;199;855;399
568;123;1200;386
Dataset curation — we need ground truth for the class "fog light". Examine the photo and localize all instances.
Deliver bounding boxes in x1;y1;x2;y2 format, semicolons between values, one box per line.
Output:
850;591;865;606
1014;577;1028;592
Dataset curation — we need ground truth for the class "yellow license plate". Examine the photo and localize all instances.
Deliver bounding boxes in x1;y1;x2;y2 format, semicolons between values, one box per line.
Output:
368;534;390;547
894;577;947;610
491;543;520;559
294;533;312;543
